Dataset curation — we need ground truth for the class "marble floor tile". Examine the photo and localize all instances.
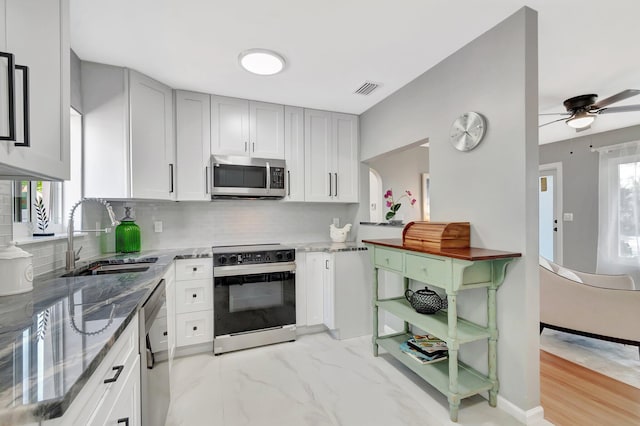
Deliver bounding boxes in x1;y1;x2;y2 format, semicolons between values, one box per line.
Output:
166;333;526;426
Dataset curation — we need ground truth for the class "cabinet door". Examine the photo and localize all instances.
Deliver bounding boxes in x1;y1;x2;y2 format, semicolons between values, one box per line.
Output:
305;252;325;326
332;113;359;202
322;253;335;330
129;70;175;200
249;101;284;159
0;0;69;180
304;109;332;202
176;90;211;201
88;355;141;426
211;95;249;156
284;106;304;201
295;252;307;326
164;264;176;371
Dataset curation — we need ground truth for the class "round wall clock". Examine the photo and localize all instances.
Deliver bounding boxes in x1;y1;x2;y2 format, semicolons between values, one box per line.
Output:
449;112;487;152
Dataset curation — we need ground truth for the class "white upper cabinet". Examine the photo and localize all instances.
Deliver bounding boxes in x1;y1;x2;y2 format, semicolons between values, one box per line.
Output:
249;101;284;158
283;105;304;201
0;0;70;180
304;109;359;202
83;64;175;200
129;70;175;200
211;95;284;159
176;90;211;201
211;95;248;156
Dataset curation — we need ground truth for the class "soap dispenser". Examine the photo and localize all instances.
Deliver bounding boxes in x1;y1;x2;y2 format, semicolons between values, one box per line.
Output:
115;207;141;253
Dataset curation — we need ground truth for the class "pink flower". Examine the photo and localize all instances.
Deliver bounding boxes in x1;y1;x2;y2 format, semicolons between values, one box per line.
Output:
386;201;393;208
406;190;412;196
384;189;393;198
411;199;417;206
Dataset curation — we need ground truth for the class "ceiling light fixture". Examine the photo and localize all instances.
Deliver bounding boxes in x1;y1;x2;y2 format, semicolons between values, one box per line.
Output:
238;49;286;76
566;110;596;129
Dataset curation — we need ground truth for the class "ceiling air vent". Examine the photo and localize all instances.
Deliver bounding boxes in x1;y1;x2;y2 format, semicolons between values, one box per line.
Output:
354;81;381;96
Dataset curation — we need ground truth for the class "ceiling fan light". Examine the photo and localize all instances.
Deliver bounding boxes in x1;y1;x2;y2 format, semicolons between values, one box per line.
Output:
566;111;596;129
238;49;285;76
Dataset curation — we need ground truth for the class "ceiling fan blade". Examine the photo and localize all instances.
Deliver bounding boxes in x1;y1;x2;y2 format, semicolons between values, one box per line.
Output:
598;104;640;114
539;117;568;128
539;112;571;116
592;89;640;109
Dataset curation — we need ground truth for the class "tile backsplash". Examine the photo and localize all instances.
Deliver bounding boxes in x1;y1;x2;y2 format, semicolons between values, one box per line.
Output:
0;181;12;246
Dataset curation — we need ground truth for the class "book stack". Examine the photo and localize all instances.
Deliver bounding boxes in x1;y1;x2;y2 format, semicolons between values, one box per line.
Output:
399;334;448;364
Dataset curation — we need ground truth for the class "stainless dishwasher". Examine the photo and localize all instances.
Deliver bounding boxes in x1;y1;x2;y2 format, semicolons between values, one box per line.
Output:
139;279;169;426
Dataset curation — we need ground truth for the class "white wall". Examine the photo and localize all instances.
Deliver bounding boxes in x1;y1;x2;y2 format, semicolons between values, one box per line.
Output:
360;7;539;413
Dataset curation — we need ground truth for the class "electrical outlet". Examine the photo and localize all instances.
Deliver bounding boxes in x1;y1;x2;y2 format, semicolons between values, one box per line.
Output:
563;213;574;222
332;217;339;227
154;221;163;232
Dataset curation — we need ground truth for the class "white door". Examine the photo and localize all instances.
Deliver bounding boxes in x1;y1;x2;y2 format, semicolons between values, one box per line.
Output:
211;95;249;156
284;105;305;201
539;164;562;263
176;90;211;201
332;113;359;202
249;101;284;159
304;109;332;202
129;70;175;200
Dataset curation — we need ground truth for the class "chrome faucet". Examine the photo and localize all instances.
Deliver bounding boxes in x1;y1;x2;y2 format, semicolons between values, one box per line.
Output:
66;198;120;272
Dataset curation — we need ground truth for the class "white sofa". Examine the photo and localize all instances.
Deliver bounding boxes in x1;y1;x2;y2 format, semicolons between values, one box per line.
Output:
539;257;640;357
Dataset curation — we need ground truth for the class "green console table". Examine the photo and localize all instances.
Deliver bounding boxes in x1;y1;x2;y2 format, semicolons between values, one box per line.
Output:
362;238;521;422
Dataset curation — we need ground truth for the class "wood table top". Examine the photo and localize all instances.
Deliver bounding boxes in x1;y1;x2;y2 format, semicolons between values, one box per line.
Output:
361;238;522;261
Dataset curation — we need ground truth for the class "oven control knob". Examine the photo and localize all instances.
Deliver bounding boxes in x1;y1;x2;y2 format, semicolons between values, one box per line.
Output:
218;256;227;265
276;252;283;261
285;252;293;261
229;255;238;264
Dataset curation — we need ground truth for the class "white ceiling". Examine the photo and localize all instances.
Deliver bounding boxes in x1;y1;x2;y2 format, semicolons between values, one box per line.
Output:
70;0;640;145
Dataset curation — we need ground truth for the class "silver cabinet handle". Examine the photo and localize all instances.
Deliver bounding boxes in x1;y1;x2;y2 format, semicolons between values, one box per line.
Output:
325;259;329;269
328;173;332;196
169;164;174;193
253;142;255;152
287;170;291;196
244;141;248;152
334;173;338;197
266;162;271;191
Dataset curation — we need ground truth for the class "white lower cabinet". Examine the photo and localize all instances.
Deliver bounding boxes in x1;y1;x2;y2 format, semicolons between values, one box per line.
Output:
88;356;141;426
172;259;213;353
301;251;372;339
45;314;140;426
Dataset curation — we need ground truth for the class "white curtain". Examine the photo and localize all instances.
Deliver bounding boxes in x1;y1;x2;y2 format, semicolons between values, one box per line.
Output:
597;141;640;287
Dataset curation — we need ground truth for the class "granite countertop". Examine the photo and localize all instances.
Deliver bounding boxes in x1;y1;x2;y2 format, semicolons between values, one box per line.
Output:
0;247;212;424
286;241;368;253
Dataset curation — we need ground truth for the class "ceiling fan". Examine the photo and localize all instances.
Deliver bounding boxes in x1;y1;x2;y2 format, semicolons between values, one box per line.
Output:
539;89;640;131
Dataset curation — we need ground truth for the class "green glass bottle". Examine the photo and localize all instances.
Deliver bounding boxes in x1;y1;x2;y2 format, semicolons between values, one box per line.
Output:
115;207;141;253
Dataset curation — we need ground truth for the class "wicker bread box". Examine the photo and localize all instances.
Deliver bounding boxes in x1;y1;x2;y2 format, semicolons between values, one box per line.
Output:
402;221;470;250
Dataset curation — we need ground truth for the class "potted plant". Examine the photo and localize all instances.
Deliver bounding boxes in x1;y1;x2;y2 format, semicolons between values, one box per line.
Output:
384;189;416;224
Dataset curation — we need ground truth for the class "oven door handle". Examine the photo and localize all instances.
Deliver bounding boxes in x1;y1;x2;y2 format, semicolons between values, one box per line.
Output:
214;262;296;277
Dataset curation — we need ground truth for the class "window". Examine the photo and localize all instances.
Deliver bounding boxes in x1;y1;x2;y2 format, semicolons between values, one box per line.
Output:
597;142;640;281
12;107;83;238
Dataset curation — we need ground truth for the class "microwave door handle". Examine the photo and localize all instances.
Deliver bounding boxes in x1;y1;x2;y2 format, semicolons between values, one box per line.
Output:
266;162;271;192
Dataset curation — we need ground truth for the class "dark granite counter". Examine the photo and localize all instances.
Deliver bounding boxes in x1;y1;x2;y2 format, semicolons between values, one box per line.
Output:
0;248;212;424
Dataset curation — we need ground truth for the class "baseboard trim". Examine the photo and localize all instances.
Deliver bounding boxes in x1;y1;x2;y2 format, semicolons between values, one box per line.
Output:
497;396;545;424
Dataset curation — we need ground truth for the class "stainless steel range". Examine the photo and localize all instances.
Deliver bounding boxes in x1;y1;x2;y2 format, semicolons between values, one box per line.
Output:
212;244;296;354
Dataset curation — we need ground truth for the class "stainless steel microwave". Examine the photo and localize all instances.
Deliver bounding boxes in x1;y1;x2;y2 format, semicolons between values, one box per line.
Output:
210;155;286;199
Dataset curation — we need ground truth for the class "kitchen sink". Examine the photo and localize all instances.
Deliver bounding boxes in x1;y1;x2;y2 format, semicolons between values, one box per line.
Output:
62;257;158;277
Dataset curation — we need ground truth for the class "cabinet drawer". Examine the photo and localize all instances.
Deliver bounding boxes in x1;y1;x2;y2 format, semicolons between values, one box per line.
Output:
175;279;213;314
176;311;213;347
405;254;448;288
374;247;403;272
66;315;139;426
175;258;212;281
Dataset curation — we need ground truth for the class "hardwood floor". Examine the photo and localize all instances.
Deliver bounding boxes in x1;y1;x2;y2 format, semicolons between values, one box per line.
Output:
540;350;640;425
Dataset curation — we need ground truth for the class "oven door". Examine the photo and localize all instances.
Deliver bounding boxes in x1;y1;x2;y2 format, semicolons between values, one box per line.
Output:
214;263;295;336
